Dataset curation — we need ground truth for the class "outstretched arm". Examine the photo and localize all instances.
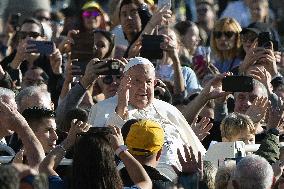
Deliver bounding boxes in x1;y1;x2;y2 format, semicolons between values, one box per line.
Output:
109;125;152;189
0;101;45;170
39;120;90;176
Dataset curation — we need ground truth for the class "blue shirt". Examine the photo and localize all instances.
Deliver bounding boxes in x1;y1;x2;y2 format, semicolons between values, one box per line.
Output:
156;64;202;96
213;58;242;74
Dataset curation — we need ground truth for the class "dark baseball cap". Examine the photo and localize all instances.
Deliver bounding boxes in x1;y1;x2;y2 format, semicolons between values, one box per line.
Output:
241;22;271;35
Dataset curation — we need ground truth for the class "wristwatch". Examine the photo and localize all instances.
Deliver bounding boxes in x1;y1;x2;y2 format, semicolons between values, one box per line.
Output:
267;128;280;136
115;145;128;156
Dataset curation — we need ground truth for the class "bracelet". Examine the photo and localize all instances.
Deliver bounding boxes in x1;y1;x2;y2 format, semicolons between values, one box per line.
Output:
115;145;128;156
56;144;67;154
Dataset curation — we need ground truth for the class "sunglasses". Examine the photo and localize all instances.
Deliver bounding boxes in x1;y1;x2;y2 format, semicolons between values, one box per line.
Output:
102;75;121;85
82;10;100;18
18;31;41;39
213;31;236;39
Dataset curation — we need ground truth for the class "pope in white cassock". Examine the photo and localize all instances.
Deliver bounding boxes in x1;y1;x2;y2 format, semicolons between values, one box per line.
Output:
88;57;206;166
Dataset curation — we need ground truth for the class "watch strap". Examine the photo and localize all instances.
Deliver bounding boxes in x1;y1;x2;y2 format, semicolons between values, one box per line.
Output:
115;145;128;156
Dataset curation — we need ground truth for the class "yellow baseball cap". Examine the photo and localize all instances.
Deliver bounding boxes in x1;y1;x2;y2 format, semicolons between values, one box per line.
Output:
125;119;165;156
82;1;102;11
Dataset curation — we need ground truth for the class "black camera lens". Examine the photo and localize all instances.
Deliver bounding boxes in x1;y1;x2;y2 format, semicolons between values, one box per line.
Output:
154;90;161;96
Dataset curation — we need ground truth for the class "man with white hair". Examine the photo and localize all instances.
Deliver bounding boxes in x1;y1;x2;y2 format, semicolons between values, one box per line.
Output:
88;57;205;166
15;85;53;113
232;155;274;189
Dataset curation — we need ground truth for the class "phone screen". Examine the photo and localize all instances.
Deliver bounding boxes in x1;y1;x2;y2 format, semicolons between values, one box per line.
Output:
158;0;171;10
27;40;54;55
140;35;164;60
222;76;253;92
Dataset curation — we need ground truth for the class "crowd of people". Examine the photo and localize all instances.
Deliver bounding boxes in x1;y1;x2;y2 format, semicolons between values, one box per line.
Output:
0;0;284;188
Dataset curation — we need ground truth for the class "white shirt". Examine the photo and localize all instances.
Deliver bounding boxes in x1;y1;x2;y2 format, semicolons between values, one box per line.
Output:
88;96;206;167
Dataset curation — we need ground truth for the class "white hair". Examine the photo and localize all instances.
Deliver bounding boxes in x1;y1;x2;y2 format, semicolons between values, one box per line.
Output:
233;155;274;189
16;85;51;111
0;87;15;99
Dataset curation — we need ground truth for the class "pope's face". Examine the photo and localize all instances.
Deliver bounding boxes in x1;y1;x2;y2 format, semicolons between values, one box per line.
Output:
128;64;155;109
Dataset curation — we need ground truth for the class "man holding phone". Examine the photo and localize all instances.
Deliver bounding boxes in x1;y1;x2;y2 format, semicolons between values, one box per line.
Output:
118;0;172;57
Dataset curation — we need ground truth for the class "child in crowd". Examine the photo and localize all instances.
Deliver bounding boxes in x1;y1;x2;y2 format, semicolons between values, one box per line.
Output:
220;112;256;144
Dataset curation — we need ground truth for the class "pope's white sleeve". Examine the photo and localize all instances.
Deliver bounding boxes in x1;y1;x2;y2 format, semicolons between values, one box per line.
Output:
105;110;127;128
88;104;98;126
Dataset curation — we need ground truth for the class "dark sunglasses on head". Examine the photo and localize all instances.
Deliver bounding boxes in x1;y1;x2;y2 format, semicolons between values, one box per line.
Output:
18;31;42;39
102;75;121;85
82;10;100;18
213;31;236;39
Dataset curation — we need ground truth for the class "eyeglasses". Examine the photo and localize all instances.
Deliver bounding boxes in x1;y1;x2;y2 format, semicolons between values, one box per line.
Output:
213;31;236;39
18;31;41;39
102;75;121;85
82;10;100;18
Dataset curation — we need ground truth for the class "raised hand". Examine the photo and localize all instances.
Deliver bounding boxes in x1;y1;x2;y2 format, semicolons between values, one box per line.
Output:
173;145;203;179
148;5;172;27
248;67;272;93
65;119;90;148
50;47;63;74
0;100;27;132
58;30;79;54
80;59;109;89
201;74;229;100
267;98;284;130
108;125;124;151
191;117;213;141
245;96;269;123
116;74;131;119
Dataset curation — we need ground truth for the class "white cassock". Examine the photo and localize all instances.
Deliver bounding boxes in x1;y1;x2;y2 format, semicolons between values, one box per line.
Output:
88;95;206;167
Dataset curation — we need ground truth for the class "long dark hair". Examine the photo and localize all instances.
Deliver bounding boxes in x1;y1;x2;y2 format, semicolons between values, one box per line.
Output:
72;134;123;189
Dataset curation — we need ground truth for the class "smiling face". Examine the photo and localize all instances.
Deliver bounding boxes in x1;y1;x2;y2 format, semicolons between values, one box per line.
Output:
128;64;156;109
32;118;58;153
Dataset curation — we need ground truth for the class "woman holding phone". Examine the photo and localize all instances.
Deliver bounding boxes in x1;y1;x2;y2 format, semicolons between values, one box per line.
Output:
156;26;202;104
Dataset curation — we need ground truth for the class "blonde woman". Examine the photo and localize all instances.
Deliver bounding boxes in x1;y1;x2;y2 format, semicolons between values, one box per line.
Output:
210;17;242;74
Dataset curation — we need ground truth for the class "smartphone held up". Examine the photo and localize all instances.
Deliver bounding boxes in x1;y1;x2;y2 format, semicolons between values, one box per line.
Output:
222;76;254;92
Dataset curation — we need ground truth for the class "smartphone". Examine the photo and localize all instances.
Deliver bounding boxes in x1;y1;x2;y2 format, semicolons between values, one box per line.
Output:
192;55;207;71
96;60;122;75
258;32;272;49
158;0;171;10
27;40;54;55
140;35;164;60
72;60;88;76
10;13;21;30
222;76;253;92
71;31;95;64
